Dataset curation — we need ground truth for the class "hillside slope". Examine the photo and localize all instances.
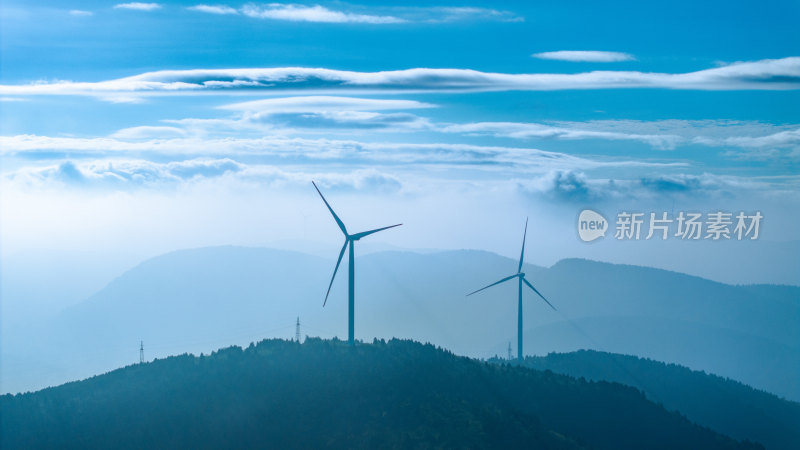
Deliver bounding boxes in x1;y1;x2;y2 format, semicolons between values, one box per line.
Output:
496;350;800;450
0;339;762;450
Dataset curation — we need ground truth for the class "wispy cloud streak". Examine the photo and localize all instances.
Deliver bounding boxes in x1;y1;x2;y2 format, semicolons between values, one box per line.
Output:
3;58;797;100
68;10;94;17
187;5;239;15
187;4;522;23
0;134;686;171
532;51;635;62
442;122;682;149
240;4;404;24
114;3;162;11
219;96;434;112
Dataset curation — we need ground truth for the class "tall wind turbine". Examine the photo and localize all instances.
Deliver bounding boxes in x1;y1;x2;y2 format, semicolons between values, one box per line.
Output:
312;181;402;345
467;218;555;361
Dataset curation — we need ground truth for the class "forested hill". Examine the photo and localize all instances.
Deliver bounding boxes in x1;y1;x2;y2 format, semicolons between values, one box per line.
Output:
497;350;800;450
1;339;762;450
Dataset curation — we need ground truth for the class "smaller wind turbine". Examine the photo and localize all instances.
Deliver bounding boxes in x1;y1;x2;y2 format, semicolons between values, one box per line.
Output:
313;181;401;345
468;218;555;361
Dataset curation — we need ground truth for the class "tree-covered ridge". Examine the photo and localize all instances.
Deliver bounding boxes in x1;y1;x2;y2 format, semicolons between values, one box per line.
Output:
496;350;800;450
1;339;762;449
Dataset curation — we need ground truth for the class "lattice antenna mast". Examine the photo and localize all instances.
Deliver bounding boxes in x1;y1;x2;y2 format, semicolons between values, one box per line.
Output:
296;317;301;343
139;341;144;364
508;342;512;360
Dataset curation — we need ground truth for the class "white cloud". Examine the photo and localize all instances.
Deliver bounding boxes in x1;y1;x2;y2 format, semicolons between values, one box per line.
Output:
410;6;522;23
110;126;189;139
68;10;94;17
240;4;405;24
187;5;239;15
3;155;787;211
517;170;770;202
4;158;404;193
102;95;148;104
6;158;248;190
441;119;800;152
442;121;682;150
127;97;433;135
220;96;434;113
114;3;162;11
7;159;242;187
3;156;743;201
187;4;520;23
167;110;432;134
2;58;797;100
270;110;433;131
0;135;684;172
532;51;635;62
694;128;800;149
13;156;750;202
216;96;435;132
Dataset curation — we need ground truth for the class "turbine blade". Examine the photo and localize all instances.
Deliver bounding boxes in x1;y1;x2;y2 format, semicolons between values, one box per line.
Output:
518;217;528;273
351;223;402;240
312;181;347;236
324;240;348;306
522;276;556;310
466;273;518;296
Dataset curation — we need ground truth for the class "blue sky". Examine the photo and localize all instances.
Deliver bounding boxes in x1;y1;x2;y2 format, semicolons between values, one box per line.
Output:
1;1;799;300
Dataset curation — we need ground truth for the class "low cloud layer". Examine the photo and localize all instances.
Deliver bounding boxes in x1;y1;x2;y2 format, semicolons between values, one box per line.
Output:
519;170;769;203
4;158;404;193
4;156;766;205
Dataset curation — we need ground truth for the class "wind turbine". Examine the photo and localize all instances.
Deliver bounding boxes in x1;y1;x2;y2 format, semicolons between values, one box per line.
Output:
467;218;555;361
312;181;402;345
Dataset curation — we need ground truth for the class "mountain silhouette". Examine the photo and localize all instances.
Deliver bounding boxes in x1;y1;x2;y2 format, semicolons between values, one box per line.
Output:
5;246;798;402
0;338;764;450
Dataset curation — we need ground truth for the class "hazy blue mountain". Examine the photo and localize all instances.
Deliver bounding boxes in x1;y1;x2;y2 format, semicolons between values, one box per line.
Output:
0;339;763;450
358;251;799;400
491;350;800;450
4;246;798;403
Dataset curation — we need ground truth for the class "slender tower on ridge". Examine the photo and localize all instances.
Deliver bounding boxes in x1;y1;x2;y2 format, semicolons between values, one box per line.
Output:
312;181;402;345
139;341;144;364
467;218;556;361
296;317;301;343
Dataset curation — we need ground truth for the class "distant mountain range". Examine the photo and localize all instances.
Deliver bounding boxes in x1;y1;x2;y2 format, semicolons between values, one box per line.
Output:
3;246;798;403
497;350;800;450
0;339;765;450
